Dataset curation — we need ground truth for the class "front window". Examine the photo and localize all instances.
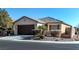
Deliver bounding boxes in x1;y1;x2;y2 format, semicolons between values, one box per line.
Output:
49;25;60;30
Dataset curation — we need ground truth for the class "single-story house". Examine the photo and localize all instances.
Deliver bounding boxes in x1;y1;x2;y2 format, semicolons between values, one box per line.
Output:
13;16;76;38
13;16;44;35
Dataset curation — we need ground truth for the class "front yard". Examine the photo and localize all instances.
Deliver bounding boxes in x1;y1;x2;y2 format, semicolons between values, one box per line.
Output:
0;35;75;41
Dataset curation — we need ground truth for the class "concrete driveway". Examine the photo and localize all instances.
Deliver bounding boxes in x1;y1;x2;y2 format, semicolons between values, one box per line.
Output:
0;40;79;50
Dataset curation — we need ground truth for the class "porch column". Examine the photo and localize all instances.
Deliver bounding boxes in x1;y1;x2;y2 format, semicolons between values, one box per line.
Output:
48;24;50;31
58;31;61;38
13;25;18;35
58;24;61;38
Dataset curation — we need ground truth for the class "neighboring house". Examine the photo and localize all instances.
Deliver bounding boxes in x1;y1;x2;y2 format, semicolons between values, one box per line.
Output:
13;16;75;38
73;27;79;39
74;27;79;35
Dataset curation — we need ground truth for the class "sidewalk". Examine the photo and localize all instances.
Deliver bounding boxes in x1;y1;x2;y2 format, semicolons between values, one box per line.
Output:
0;36;79;44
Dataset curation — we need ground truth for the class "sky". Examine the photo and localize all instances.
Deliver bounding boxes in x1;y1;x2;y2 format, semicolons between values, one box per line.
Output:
5;8;79;26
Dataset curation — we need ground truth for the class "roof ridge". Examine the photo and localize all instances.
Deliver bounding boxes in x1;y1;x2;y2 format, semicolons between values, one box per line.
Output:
14;16;45;24
39;16;72;26
14;16;38;24
39;16;62;22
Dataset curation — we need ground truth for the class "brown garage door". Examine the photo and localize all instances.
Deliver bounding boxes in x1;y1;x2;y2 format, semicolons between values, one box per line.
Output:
18;25;35;35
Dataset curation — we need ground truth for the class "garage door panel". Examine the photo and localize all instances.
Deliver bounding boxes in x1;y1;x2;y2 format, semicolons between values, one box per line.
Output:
18;25;35;35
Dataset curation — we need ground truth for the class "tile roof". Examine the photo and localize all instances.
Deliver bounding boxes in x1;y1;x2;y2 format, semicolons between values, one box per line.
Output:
39;17;72;26
14;16;72;26
14;16;38;23
39;17;63;23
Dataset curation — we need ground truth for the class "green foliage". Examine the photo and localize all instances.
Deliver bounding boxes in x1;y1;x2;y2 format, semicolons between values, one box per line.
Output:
37;25;47;30
35;25;47;39
0;8;13;29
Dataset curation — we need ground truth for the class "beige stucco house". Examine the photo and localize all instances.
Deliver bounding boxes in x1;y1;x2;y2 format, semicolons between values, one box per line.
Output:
13;16;44;35
13;16;75;38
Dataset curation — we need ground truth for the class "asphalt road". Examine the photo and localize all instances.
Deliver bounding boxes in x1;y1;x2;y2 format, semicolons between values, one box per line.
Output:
0;40;79;50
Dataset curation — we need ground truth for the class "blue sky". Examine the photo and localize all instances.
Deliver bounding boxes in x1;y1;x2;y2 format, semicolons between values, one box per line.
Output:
6;8;79;26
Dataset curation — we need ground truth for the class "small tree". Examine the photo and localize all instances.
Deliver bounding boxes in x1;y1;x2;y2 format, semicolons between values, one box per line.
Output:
36;25;47;39
0;8;13;29
0;9;13;36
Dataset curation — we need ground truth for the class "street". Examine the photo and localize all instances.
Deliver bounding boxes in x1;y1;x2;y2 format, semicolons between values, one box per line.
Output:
0;40;79;50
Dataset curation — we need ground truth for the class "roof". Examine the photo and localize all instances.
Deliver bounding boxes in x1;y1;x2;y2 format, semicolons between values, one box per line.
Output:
35;19;45;23
14;16;37;24
14;16;72;26
39;17;72;26
14;16;45;24
39;17;62;22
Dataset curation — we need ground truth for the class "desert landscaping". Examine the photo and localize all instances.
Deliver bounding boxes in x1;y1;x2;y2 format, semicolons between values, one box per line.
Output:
0;8;79;50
